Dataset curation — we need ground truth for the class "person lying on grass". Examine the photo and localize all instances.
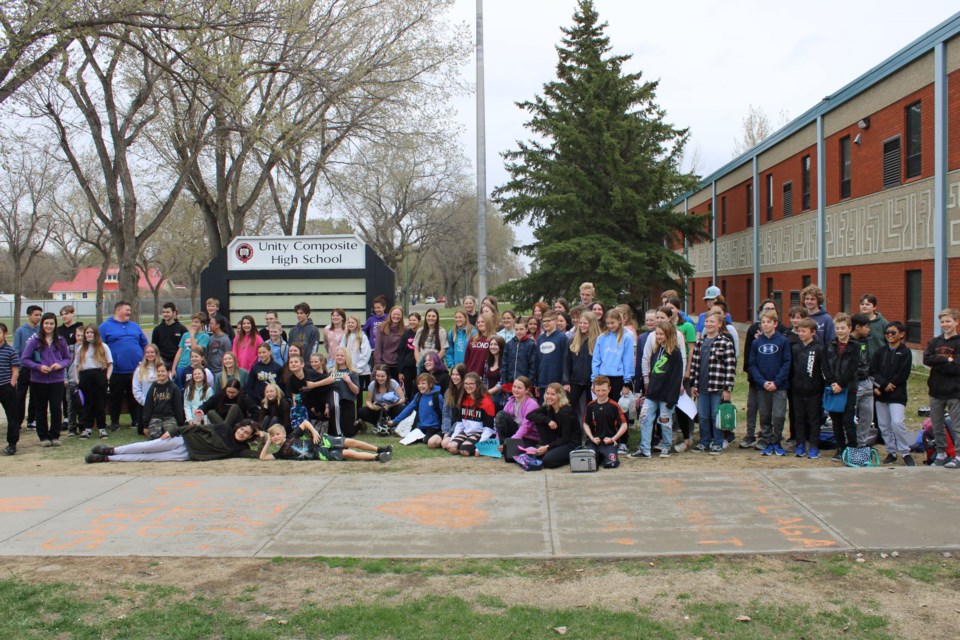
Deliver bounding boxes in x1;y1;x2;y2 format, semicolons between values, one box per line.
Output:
85;418;261;463
258;423;392;463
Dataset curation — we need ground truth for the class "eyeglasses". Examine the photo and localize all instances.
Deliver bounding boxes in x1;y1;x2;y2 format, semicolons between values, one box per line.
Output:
883;331;899;336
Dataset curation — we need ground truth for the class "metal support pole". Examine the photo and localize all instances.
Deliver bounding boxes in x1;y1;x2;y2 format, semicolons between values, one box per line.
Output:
934;42;949;333
475;0;488;300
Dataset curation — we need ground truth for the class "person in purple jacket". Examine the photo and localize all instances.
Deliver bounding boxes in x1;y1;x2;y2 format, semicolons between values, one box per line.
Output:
99;301;148;432
20;312;72;446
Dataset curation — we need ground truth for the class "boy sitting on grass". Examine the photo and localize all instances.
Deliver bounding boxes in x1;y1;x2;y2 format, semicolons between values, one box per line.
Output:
583;375;627;468
259;422;392;463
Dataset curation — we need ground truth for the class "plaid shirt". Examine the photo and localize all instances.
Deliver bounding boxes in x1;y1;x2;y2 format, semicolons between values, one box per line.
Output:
689;332;737;393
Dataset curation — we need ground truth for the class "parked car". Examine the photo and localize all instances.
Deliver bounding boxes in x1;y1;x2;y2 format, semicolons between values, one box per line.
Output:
437;296;446;304
425;296;437;304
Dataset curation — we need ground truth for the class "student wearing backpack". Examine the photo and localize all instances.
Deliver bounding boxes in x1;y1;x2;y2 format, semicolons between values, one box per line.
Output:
871;321;914;466
922;308;960;467
823;313;860;462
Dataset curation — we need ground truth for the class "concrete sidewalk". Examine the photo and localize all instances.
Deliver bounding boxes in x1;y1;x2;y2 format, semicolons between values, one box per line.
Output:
0;469;956;558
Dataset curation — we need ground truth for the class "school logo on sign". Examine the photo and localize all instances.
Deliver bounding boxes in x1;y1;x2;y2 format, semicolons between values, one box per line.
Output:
235;242;254;263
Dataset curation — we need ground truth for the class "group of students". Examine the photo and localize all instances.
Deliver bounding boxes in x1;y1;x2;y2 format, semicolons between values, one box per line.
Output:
4;281;956;470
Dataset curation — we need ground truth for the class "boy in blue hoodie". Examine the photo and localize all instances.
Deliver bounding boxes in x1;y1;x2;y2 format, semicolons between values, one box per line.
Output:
748;310;792;456
388;373;444;447
535;311;568;398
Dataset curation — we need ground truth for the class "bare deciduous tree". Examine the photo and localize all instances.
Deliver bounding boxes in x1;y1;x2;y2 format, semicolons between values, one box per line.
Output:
0;133;60;325
731;105;790;157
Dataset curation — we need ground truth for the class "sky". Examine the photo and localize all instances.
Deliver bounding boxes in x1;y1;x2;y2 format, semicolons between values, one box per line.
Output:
446;0;957;245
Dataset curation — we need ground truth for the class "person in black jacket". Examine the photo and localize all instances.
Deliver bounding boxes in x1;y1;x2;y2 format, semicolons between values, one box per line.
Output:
822;314;860;462
563;310;601;421
634;321;684;459
142;363;185;439
398;313;420;403
870;321;914;466
922;309;960;467
194;379;258;427
790;318;824;459
527;383;581;468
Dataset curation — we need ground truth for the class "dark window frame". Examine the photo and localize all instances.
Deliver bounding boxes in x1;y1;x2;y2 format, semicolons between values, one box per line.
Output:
905;270;922;343
840;273;852;314
883;136;902;189
766;173;774;221
840;135;852;199
905;101;922;179
801;155;811;211
782;181;793;218
721;196;727;235
746;183;753;228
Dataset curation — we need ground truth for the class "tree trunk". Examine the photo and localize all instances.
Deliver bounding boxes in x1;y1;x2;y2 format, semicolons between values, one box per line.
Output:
95;257;110;325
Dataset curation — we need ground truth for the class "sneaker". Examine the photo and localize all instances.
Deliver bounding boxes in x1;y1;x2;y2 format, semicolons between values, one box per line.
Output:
903;454;916;467
617;443;629;454
27;421;36;430
773;444;787;456
85;453;109;463
761;444;775;456
721;439;730;450
66;430;77;437
2;446;15;456
945;457;960;469
673;441;688;454
108;423;120;433
807;447;821;460
628;449;646;459
691;443;708;453
653;444;666;453
659;449;671;458
50;439;61;447
832;452;844;463
882;453;897;465
708;444;722;456
39;439;52;447
754;439;767;451
91;444;114;456
376;450;392;463
739;437;756;449
377;445;393;455
79;429;91;439
99;429;108;439
934;453;949;466
794;444;806;458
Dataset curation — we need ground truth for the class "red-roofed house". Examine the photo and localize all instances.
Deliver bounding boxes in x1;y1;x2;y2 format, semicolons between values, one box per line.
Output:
49;267;179;301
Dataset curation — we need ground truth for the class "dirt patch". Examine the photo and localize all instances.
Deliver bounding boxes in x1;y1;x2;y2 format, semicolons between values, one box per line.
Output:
1;554;954;639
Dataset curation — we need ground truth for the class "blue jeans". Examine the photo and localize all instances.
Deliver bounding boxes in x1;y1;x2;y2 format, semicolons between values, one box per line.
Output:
697;391;723;447
640;397;673;454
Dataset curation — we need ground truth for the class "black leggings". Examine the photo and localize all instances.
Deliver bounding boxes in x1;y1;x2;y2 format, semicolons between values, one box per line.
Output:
338;400;358;437
357;404;404;425
79;368;109;431
541;443;576;468
1;384;18;445
108;372;138;427
567;383;590;422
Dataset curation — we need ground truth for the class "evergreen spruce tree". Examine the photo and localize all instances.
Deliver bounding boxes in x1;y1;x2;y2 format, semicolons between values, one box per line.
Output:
493;0;707;309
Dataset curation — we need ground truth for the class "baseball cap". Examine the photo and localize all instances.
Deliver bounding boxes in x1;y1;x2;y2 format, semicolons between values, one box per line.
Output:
703;286;722;300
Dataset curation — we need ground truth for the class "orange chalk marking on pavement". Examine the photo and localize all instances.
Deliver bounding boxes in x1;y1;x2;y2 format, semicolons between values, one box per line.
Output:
0;496;49;513
377;489;492;529
612;538;636;546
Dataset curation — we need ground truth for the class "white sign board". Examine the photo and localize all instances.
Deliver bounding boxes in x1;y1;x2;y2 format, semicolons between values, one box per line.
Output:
227;235;366;271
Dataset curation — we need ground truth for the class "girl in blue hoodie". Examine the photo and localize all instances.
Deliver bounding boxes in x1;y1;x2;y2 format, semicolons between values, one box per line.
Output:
591;309;636;401
445;309;475;370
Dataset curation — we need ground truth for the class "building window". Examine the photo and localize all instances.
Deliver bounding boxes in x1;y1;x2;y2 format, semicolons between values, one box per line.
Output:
802;275;811;288
721;196;727;235
906;270;922;343
746;183;753;228
840;273;852;313
766;174;774;221
766;277;774;298
746;277;753;320
706;203;712;235
773;291;783;317
782;182;793;217
840;136;851;199
801;155;811;211
883;137;901;188
721;279;727;299
906;101;921;179
790;290;800;309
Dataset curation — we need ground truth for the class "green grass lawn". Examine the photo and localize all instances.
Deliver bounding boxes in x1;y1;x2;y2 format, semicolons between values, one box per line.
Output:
5;551;954;639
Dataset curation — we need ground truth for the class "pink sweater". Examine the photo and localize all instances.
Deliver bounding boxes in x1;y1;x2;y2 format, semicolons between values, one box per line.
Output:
232;334;263;372
503;395;540;442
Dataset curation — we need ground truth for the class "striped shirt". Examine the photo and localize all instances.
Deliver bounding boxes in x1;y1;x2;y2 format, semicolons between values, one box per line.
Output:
0;343;18;386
